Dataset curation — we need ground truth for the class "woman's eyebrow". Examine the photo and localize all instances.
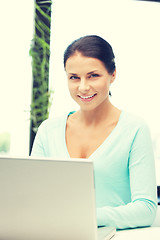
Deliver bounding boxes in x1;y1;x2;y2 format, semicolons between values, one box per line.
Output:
68;70;98;75
87;70;98;75
68;73;78;75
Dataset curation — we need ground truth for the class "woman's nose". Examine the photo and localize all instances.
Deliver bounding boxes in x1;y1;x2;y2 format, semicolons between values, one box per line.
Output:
78;79;90;93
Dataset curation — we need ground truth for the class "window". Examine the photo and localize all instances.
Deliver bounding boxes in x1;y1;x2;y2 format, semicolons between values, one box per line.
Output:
0;0;34;156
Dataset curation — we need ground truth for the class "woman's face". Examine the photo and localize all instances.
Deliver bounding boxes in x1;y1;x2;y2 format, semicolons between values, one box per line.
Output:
65;52;116;112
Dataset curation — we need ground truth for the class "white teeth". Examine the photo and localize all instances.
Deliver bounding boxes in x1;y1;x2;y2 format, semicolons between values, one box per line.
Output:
79;94;95;99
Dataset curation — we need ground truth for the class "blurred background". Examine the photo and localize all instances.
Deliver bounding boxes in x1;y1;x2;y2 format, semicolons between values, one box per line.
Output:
0;0;160;186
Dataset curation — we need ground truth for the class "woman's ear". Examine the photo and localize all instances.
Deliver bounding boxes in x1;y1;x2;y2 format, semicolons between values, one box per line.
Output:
110;69;116;84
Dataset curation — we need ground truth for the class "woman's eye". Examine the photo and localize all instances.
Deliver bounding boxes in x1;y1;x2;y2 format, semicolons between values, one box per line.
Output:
70;76;79;80
89;74;99;78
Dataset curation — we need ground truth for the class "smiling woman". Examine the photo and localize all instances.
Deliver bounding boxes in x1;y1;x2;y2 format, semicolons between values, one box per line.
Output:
64;35;116;106
31;35;157;230
49;0;160;133
48;0;160;187
65;53;116;111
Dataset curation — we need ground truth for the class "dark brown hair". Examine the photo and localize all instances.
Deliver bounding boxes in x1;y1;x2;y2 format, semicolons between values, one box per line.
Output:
64;35;116;75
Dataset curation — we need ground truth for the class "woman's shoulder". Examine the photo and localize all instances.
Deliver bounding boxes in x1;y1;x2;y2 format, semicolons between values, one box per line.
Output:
38;112;70;132
120;110;150;130
118;111;152;144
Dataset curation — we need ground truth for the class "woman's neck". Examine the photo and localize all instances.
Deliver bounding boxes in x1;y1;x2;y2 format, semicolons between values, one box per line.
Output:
76;102;120;127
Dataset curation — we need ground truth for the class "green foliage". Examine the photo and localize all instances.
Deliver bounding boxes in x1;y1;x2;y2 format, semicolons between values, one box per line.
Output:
29;1;53;133
0;132;10;153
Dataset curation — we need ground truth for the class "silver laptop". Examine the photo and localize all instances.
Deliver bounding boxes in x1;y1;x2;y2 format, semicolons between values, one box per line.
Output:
0;156;116;240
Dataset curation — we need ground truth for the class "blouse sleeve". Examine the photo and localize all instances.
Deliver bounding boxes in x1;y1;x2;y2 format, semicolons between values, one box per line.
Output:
96;122;157;229
30;121;47;157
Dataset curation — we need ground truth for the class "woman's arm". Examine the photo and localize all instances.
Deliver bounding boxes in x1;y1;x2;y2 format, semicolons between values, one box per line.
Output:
97;122;157;229
30;121;47;157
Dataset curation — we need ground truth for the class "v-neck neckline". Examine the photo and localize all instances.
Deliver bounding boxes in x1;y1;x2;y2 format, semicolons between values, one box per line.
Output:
63;110;124;159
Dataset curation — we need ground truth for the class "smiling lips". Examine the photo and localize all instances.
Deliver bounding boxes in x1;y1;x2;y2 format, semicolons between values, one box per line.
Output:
77;93;97;102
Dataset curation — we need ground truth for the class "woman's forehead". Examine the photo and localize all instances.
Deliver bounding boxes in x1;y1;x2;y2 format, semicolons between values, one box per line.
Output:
65;53;107;73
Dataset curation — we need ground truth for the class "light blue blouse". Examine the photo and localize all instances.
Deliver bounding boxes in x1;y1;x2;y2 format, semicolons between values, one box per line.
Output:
31;110;157;229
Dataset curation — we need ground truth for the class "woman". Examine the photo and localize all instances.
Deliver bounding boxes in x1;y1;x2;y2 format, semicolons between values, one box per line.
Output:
31;35;157;229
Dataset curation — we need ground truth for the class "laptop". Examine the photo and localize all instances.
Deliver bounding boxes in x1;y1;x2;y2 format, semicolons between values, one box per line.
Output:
0;156;116;240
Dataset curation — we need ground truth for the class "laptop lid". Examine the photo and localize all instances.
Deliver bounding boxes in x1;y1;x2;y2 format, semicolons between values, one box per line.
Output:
0;156;115;240
0;156;99;240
